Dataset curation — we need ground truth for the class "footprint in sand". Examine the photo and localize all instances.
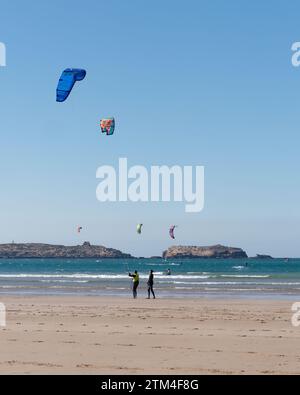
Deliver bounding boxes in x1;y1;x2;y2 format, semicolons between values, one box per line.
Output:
76;363;95;368
108;331;124;335
3;360;62;368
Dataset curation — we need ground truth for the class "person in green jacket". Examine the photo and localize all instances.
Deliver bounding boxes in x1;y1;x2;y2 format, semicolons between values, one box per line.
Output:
129;270;139;299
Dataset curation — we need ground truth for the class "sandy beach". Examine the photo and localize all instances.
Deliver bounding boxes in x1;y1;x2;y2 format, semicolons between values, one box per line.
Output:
0;296;299;374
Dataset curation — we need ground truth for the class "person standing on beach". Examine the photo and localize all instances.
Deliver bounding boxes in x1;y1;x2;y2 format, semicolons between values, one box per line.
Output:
147;270;155;299
129;270;139;299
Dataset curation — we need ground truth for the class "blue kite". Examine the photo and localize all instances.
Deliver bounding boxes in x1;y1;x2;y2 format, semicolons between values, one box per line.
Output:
56;68;86;102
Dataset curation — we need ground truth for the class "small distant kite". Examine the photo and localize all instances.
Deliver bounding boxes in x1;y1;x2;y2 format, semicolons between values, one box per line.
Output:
77;226;83;234
100;117;115;136
56;68;86;102
137;224;143;234
169;225;177;239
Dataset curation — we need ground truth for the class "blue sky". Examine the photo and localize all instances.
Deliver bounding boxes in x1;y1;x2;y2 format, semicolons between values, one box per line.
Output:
0;0;299;257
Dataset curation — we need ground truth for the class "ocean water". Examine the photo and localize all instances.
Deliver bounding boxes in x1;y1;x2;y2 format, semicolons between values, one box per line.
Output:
0;258;300;299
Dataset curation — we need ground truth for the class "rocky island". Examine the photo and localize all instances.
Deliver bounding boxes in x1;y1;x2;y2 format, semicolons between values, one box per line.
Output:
0;242;132;259
250;254;273;260
162;244;248;259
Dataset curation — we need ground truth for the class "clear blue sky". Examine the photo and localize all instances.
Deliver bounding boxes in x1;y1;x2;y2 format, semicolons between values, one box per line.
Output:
0;0;299;257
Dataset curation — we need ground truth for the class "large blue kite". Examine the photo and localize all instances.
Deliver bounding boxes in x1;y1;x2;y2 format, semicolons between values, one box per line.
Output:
56;68;86;102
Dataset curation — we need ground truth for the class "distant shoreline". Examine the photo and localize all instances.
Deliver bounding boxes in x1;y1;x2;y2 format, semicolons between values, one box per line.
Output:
0;242;250;259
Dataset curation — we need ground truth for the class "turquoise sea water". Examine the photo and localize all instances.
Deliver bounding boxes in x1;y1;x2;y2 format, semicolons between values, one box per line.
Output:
0;258;300;299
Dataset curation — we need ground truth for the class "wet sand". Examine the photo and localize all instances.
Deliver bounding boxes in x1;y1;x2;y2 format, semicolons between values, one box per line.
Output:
0;296;299;374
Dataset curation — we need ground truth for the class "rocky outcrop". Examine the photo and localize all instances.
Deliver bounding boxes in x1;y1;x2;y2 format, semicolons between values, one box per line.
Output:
251;254;273;260
162;244;248;259
0;242;132;259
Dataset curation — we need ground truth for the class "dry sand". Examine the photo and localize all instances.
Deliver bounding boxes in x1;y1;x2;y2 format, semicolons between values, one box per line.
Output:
0;296;300;374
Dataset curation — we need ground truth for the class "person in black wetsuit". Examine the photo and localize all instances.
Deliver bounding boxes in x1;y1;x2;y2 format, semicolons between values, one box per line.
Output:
147;270;156;299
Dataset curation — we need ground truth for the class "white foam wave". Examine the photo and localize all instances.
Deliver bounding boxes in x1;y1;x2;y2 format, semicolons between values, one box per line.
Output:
220;275;270;278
